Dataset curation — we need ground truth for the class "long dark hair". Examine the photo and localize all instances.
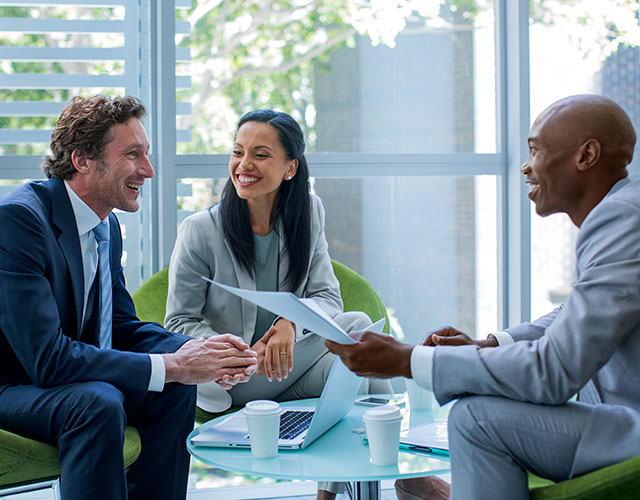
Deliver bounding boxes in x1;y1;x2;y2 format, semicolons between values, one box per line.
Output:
221;110;311;291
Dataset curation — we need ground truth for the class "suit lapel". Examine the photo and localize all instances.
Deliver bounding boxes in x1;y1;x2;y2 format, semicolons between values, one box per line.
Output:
49;177;85;336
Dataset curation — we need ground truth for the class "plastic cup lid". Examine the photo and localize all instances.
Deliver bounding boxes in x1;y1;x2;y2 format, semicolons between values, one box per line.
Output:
244;400;282;416
362;405;402;422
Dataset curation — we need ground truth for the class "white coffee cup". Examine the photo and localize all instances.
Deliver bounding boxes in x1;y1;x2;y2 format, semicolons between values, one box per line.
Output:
362;405;402;466
406;378;434;411
244;400;282;459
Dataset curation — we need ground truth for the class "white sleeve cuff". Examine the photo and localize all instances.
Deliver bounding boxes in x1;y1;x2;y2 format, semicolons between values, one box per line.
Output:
410;345;435;391
148;354;166;392
492;330;515;346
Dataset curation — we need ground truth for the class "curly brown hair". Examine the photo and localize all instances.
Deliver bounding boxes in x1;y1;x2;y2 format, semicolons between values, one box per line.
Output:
42;95;147;179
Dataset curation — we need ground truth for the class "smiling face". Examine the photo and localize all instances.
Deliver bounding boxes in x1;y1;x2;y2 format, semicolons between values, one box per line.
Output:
521;107;583;221
71;117;154;219
228;121;298;211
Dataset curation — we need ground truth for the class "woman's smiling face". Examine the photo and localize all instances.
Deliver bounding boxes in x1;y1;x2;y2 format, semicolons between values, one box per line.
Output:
228;121;297;207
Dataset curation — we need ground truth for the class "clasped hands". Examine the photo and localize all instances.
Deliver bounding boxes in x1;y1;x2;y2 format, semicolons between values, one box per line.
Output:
163;333;258;389
163;319;296;390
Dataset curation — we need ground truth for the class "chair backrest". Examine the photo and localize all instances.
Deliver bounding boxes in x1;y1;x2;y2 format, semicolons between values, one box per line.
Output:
330;260;390;334
132;267;169;325
132;260;389;333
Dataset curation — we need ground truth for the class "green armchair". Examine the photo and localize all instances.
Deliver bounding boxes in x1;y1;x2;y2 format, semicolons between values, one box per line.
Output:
0;426;141;498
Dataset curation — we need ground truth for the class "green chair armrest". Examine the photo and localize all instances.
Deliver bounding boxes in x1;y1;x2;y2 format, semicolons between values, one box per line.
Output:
529;455;640;500
0;426;141;490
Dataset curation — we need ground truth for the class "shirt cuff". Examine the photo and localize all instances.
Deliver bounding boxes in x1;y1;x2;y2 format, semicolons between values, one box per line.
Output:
410;345;435;391
148;354;166;392
491;330;514;346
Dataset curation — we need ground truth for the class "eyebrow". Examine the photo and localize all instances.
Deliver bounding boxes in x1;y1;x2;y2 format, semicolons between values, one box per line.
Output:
233;143;273;151
124;142;150;154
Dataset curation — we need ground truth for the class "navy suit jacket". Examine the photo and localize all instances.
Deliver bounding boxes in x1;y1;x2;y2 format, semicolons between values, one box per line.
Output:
0;177;188;406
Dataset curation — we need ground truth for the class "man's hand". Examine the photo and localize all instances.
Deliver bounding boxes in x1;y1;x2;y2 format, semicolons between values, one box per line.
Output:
325;331;413;379
217;372;253;390
423;326;498;348
162;334;257;385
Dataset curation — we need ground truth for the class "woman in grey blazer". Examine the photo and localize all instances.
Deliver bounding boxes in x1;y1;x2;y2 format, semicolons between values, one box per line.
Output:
166;110;389;500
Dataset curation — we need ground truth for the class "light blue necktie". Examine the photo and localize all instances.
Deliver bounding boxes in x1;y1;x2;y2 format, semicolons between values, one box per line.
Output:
93;221;112;349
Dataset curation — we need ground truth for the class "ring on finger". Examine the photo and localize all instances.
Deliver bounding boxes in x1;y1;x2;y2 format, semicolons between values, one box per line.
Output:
279;352;287;355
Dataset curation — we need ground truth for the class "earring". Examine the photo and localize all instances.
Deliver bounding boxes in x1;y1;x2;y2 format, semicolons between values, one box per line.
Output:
286;176;292;180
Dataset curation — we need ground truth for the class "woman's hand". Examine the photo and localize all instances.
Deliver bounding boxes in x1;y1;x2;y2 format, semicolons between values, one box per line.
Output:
250;328;274;377
262;319;295;382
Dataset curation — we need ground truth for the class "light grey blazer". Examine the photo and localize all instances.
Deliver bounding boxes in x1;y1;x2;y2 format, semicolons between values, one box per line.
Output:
433;177;640;473
165;194;344;411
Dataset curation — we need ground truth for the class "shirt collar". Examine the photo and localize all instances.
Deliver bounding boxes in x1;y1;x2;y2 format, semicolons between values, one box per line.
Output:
64;181;107;236
606;176;631;198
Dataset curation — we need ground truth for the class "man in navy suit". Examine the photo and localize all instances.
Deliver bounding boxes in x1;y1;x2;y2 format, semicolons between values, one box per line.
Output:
0;95;258;500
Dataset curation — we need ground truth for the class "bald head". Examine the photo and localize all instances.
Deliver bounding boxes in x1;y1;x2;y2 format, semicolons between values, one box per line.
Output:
535;94;636;172
523;95;636;227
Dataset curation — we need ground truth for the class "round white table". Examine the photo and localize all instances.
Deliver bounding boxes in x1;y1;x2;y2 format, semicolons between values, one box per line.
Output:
187;396;451;500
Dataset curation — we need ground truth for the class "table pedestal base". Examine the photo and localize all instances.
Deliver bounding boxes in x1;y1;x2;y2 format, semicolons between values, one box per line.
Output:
347;480;380;500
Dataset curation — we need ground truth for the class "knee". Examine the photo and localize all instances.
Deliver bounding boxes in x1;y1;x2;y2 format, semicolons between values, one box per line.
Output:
66;382;126;429
336;311;372;332
168;382;196;404
448;395;494;443
158;383;196;416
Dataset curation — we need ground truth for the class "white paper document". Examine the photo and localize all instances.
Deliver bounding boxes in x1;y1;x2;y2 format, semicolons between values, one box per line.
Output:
200;276;385;345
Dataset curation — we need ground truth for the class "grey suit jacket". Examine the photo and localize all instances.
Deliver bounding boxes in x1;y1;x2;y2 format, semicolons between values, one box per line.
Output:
165;194;343;410
433;177;640;473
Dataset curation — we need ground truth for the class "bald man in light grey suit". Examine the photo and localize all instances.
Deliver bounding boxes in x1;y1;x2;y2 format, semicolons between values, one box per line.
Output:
326;94;640;500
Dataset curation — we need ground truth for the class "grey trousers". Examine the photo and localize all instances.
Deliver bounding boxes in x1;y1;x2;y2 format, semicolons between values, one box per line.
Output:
448;395;636;500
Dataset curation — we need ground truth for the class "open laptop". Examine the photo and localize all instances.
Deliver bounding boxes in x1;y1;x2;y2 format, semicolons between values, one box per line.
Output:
190;356;363;450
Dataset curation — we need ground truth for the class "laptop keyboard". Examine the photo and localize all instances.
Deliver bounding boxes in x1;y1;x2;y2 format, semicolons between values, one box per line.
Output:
279;410;314;440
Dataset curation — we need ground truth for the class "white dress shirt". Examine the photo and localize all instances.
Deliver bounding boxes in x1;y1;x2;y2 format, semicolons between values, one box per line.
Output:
64;182;165;391
410;330;514;390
